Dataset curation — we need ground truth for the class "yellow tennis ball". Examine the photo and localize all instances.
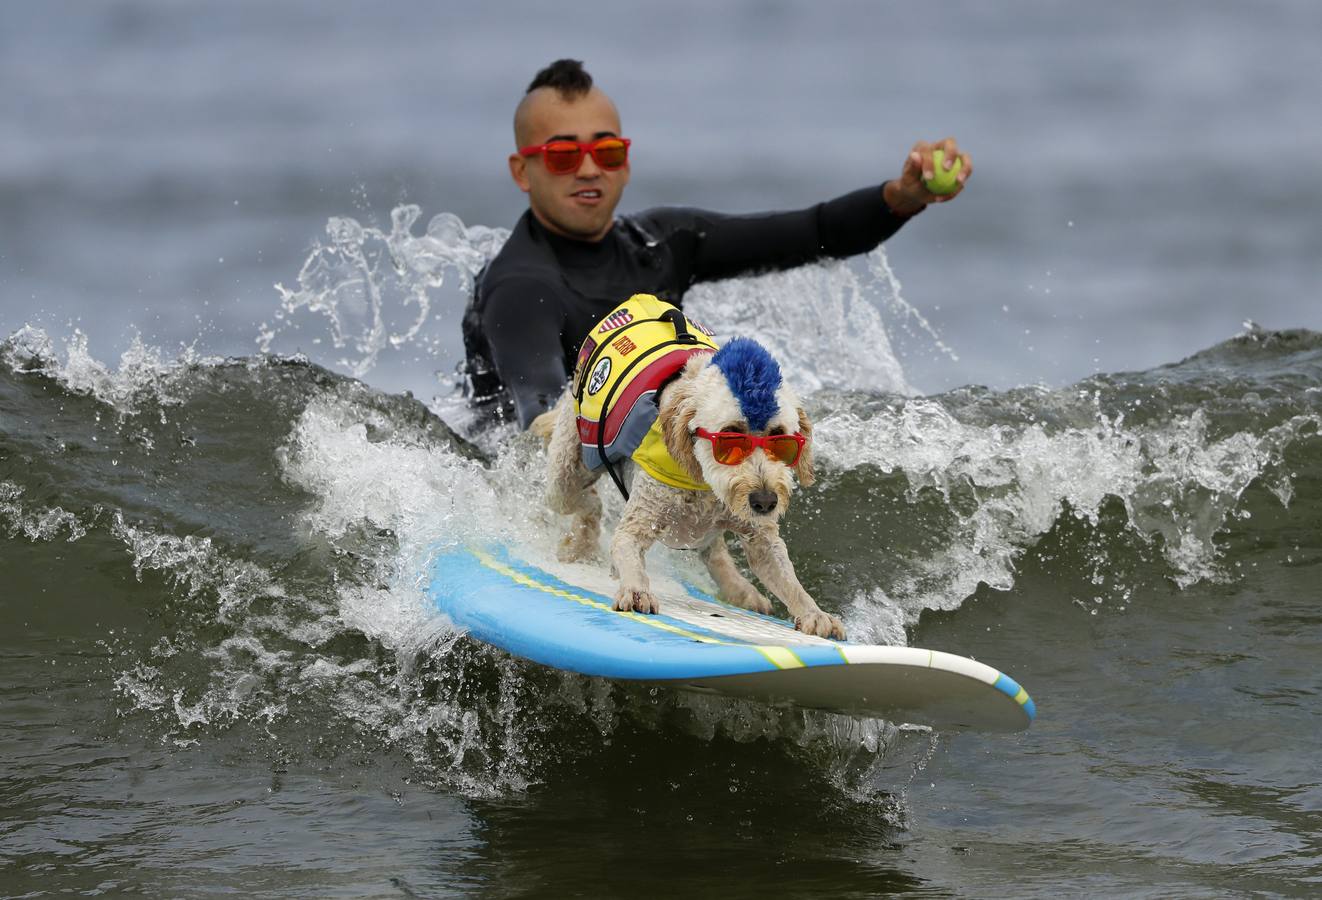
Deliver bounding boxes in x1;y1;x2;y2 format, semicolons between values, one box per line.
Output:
924;149;963;195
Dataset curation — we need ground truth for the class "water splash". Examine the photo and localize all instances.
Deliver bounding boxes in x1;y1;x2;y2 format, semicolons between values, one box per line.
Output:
261;206;508;379
685;249;915;395
1;325;207;415
866;250;960;365
264;206;950;402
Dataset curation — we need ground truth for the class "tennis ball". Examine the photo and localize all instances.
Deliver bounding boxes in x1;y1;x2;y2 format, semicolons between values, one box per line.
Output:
924;149;963;195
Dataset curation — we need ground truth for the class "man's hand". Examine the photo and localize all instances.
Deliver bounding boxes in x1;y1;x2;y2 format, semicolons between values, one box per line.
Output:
883;138;973;216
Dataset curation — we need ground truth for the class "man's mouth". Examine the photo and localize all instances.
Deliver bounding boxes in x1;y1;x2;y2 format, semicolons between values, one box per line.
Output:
572;189;603;201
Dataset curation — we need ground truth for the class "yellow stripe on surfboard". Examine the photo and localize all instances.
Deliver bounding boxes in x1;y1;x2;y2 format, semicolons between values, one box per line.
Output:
469;548;808;670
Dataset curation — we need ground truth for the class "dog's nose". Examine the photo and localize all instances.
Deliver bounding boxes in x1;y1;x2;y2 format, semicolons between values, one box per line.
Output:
749;489;778;515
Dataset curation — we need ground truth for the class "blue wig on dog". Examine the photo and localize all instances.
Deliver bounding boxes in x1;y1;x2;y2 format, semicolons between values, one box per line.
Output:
710;338;783;432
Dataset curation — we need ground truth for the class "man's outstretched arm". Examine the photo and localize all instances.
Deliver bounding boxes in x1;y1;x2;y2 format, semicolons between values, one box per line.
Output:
683;138;972;282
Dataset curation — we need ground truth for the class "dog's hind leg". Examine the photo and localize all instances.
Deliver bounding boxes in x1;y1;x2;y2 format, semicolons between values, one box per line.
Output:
546;393;603;562
701;537;772;615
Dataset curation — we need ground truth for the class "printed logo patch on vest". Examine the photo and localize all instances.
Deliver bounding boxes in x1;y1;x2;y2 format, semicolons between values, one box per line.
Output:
611;335;637;356
571;336;598;397
587;357;612;395
597;308;634;334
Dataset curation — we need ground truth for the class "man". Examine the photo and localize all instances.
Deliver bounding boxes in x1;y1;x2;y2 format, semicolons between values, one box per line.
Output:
461;59;970;428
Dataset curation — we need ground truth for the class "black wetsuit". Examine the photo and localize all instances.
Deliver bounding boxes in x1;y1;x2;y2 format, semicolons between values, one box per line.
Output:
461;184;916;427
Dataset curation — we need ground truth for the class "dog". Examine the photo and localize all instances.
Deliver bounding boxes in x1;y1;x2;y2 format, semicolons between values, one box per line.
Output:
546;318;845;640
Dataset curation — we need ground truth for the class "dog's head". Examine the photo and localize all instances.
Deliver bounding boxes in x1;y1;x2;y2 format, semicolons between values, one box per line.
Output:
660;338;814;524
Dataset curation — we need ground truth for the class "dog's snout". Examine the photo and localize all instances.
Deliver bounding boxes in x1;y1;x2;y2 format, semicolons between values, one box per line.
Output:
749;489;778;516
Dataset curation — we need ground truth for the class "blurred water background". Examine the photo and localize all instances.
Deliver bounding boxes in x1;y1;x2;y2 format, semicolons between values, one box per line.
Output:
3;1;1322;897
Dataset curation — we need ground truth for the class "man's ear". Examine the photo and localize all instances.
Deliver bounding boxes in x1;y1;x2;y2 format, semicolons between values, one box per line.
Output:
509;154;531;193
795;406;815;488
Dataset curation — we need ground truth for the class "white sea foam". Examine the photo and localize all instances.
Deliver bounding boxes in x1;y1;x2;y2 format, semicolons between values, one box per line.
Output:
0;481;88;542
273;383;921;795
2;325;214;415
815;397;1317;614
109;525;294;729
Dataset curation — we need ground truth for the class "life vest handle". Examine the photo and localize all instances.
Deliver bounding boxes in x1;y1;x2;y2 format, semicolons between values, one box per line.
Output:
658;307;698;344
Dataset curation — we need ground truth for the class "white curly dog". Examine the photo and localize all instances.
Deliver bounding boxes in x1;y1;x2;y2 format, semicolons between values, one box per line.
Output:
545;336;846;639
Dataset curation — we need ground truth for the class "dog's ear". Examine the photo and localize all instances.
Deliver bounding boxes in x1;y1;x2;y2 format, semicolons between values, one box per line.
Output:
660;360;706;484
795;406;815;487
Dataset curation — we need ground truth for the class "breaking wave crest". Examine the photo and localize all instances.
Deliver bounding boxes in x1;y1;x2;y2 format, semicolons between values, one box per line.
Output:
5;295;1320;801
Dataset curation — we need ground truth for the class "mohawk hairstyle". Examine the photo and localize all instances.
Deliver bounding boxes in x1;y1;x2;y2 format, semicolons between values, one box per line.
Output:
526;59;594;98
711;338;784;433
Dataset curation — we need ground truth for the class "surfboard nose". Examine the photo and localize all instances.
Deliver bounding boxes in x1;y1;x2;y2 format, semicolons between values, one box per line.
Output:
749;489;778;515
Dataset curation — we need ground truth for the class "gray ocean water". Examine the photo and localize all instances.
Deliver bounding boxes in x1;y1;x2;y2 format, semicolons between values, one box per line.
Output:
4;2;1322;897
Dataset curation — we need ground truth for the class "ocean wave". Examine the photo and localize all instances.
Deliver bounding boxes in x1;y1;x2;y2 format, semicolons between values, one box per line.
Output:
4;325;1320;797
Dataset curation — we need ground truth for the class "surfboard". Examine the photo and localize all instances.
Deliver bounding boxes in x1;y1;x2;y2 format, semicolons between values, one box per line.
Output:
425;544;1036;733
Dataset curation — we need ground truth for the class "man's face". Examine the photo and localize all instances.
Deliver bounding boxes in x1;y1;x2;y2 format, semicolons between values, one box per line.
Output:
509;87;629;242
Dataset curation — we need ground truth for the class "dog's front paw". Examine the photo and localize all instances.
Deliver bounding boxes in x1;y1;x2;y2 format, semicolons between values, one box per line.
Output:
795;610;846;640
725;586;773;616
614;587;660;615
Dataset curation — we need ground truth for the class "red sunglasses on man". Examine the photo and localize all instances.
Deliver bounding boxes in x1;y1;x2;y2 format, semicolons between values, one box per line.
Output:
519;137;631;175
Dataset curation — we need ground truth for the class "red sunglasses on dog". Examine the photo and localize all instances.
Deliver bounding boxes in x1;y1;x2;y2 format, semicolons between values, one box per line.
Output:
694;428;806;467
518;137;631;175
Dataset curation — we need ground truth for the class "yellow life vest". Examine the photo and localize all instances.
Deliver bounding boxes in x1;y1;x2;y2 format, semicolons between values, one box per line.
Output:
572;294;719;496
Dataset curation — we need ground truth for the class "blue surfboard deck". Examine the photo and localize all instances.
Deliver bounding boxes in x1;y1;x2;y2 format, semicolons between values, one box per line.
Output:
425;544;1035;732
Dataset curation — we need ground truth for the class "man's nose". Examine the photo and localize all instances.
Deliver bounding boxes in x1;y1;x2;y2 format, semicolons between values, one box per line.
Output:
575;151;602;177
